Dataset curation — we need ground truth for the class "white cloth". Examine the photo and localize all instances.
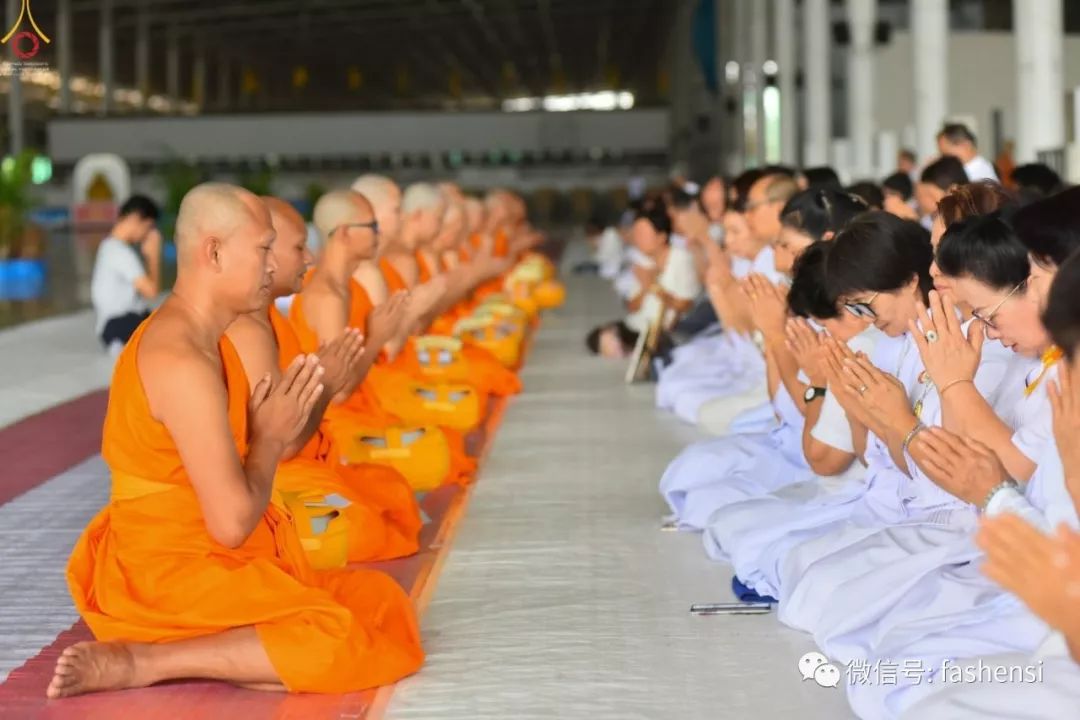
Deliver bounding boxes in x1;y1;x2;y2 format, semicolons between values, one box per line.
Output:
91;236;149;335
624;245;701;334
596;227;624;279
963;155;999;182
809;327;884;455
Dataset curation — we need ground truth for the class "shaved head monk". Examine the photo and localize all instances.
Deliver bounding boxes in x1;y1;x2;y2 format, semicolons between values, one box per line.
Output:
290;188;470;487
226;196;422;562
53;183;423;699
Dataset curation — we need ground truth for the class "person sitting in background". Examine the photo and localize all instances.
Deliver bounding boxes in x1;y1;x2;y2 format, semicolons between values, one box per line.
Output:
845;181;884;210
897;148;918;178
586;205;699;358
1010;163;1065;205
882;171;918;220
915;155;969;226
580;214;626;279
699;176;727;232
937;122;999;182
90;195;162;355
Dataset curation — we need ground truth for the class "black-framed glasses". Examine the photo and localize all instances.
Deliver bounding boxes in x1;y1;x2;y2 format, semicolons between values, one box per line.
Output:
972;280;1025;329
843;292;880;320
332;220;379;236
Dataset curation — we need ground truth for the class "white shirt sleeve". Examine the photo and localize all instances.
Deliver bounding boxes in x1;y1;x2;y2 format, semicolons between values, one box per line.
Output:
662;247;702;301
810;392;855;454
109;241;147;284
985;486;1052;533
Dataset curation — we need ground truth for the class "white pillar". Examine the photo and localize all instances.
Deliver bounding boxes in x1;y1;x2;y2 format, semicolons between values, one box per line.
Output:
1014;0;1064;163
166;29;181;101
912;0;948;165
746;0;768;165
774;0;796;165
729;0;747;170
846;0;876;177
58;0;72;114
803;0;830;166
98;0;114;116
136;2;150;109
6;0;23;154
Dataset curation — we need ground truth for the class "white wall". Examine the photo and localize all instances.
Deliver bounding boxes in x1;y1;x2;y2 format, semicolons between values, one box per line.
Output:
875;31;1080;158
48;110;669;163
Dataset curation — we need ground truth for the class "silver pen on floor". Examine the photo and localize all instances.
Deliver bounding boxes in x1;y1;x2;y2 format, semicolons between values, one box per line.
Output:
690;602;772;615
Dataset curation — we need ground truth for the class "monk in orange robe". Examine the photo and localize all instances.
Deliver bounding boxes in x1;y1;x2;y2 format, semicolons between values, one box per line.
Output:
226;197;421;562
52;183;423;700
353;177;521;400
290;189;474;486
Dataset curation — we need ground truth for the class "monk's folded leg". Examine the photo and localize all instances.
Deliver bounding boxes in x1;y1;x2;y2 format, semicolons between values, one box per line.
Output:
48;626;281;699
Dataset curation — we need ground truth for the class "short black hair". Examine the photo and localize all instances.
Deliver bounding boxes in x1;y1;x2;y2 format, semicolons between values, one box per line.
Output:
1010;163;1064;205
920;156;969;191
119;194;161;222
899;148;917;163
585;321;638;355
670;185;699;210
935;213;1031;290
1010;186;1080;268
730;168;765;212
801;166;843;191
938;123;977;147
635;204;672;237
882;172;914;201
824;211;934;303
1043;250;1080;360
787;241;840;319
845;181;885;210
780;188;869;243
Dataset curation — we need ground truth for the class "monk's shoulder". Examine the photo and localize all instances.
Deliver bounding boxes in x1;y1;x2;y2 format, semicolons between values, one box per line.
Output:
138;310;225;417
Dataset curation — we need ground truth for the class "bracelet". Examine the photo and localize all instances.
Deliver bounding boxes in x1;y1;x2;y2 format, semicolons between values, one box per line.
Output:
980;479;1020;513
902;421;927;454
938;378;973;396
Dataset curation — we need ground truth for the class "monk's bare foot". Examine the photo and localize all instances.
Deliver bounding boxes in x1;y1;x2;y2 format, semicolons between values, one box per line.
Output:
47;642;142;699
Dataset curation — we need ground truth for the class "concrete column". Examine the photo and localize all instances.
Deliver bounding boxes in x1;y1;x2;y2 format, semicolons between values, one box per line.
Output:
166;29;180;102
6;0;23;154
1014;0;1064;163
98;0;114;116
729;0;747;170
668;0;696;172
803;0;830;166
136;1;150;109
745;0;767;165
57;0;72;114
774;0;796;165
846;0;876;177
912;0;948;165
217;53;231;111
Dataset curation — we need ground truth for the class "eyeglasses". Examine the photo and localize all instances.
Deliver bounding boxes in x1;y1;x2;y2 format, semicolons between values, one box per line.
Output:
972;280;1025;329
331;220;379;236
844;292;880;320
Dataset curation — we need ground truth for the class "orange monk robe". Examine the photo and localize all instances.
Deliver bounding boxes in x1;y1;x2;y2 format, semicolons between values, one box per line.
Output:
67;321;424;693
385;253;522;399
268;305;421;561
472;230;512;302
290;278;475;486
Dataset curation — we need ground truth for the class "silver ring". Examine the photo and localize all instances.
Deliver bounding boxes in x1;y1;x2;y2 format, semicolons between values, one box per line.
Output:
926;330;939;343
858;384;868;395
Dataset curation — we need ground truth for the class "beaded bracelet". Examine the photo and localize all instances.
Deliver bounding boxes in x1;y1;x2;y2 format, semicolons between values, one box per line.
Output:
980;479;1020;513
902;421;926;454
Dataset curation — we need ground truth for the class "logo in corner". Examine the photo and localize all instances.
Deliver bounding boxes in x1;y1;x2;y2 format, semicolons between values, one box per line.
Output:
2;0;50;61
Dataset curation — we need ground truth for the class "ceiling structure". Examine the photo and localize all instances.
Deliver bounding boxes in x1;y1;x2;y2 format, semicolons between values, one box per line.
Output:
18;0;679;112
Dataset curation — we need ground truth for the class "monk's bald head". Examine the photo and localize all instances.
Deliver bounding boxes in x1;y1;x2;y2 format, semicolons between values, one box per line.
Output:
313;190;378;261
174;182;276;312
175;183;265;263
262;196;306;238
351;174;402;241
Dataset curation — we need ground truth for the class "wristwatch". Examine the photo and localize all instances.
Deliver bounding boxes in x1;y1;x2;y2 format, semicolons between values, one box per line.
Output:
803;386;827;402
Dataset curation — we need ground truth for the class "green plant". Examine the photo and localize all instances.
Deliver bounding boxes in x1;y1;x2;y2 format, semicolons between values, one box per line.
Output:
237;166;276;197
304;182;327;221
0;149;38;260
158;156;205;243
